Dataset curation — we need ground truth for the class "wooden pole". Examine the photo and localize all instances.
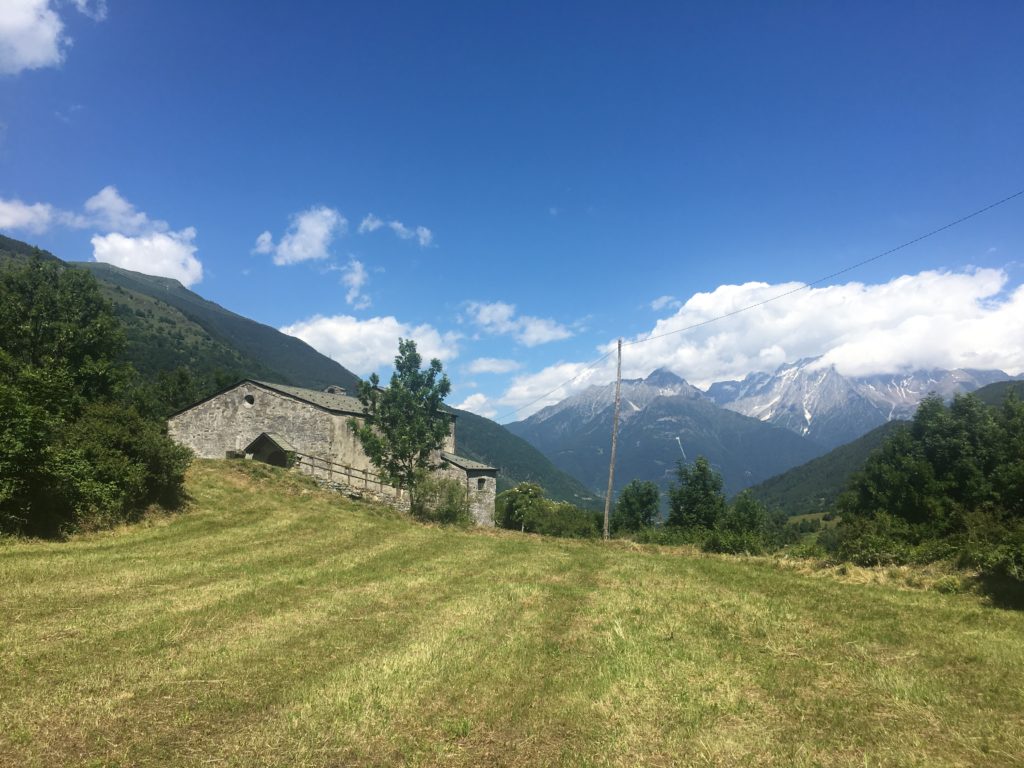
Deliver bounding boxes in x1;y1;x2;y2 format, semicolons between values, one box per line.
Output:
603;338;623;541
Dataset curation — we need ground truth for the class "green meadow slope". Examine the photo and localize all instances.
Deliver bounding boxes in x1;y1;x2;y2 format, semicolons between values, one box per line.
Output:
2;461;1023;768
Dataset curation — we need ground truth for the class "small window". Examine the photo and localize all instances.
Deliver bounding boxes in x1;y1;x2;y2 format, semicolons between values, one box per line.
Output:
243;394;255;407
477;478;486;491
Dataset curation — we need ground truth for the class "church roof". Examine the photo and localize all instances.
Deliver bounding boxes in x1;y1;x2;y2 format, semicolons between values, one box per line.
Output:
252;381;366;414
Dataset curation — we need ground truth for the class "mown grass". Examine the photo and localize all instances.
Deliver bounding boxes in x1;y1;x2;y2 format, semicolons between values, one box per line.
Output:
2;460;1023;767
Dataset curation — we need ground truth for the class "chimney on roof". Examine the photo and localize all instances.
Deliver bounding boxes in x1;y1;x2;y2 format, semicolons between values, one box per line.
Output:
323;385;347;395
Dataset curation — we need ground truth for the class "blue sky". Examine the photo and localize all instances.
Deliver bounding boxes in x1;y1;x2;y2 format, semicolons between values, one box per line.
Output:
2;1;1023;421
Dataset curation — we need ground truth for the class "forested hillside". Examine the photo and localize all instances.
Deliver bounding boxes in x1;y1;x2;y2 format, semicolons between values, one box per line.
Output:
745;421;904;516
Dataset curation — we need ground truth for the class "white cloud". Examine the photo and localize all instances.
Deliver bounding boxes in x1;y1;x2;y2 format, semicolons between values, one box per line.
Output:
340;257;370;309
650;295;682;312
518;316;574;346
91;229;203;287
0;0;106;75
68;0;107;22
358;213;383;233
280;314;461;376
499;361;611;420
257;206;346;266
467;357;521;375
360;214;433;246
0;0;65;75
0;197;53;233
252;230;273;254
465;300;573;347
388;220;433;246
454;393;497;419
84;185;160;234
491;268;1024;421
618;269;1024;387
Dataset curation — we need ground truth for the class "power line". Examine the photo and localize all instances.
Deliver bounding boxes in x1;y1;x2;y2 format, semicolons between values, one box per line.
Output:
495;187;1024;422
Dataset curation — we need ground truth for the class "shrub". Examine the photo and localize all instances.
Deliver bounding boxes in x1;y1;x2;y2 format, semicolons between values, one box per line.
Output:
411;474;471;526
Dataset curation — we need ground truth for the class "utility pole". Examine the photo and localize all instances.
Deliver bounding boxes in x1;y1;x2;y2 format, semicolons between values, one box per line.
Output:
603;338;623;541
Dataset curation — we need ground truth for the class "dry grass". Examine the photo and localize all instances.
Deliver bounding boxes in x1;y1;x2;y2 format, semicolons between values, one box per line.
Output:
2;459;1023;767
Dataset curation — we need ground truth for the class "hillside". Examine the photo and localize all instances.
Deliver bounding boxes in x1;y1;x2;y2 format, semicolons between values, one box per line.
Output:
745;420;904;516
973;379;1024;406
75;261;363;392
452;406;600;505
2;459;1022;767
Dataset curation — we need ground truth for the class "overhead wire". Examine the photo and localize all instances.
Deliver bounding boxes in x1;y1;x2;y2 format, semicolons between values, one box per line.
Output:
494;187;1024;422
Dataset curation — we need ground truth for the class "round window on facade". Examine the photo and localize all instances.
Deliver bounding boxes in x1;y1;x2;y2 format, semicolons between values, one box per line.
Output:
243;394;255;407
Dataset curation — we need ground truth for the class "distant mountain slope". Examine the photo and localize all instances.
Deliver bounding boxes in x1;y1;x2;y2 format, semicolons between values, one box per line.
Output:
0;234;62;264
452;407;600;506
708;357;1015;449
75;261;362;392
508;369;822;496
745;420;904;516
972;379;1024;406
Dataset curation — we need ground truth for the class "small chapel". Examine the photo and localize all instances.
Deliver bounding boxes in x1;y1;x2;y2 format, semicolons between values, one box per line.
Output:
167;379;496;526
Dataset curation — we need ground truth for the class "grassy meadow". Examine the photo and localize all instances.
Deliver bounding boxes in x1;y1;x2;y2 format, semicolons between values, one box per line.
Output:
2;461;1023;767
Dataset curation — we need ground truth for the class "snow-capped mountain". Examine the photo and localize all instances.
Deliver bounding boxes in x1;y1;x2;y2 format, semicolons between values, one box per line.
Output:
707;357;1016;449
507;369;820;496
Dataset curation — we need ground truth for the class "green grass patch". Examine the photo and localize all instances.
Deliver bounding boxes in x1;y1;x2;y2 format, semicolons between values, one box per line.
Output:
2;460;1023;767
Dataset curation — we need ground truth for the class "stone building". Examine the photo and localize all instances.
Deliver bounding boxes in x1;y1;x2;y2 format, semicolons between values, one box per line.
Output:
168;379;496;526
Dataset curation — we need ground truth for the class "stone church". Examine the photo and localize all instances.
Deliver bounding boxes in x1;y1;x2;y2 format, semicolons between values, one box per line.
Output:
168;379;496;526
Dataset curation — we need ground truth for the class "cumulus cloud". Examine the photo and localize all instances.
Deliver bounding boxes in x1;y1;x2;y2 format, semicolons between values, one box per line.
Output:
84;185;160;234
256;206;346;266
0;197;54;233
465;300;573;347
492;268;1024;420
340;257;370;309
0;0;106;75
91;229;203;287
359;213;433;246
280;314;461;375
467;357;521;375
453;393;497;419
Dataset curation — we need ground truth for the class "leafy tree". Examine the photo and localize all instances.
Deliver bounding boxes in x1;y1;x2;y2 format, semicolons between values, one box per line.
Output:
0;258;189;537
351;338;452;506
666;456;726;530
612;479;660;533
833;392;1024;579
495;483;547;531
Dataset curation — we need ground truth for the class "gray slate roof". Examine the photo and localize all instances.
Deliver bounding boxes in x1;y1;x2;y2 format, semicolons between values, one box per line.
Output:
253;381;366;415
245;432;296;452
441;451;496;473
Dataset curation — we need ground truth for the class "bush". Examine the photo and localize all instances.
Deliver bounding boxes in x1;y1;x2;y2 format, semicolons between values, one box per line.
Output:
411;474;472;526
702;528;767;556
528;501;599;539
